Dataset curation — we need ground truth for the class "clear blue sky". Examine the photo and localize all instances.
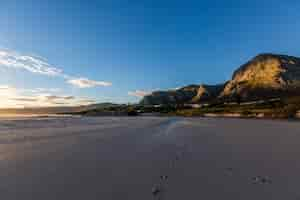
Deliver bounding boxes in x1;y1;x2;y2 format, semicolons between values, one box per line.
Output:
1;0;300;106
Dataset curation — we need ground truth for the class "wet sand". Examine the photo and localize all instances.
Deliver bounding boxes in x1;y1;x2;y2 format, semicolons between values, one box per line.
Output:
0;116;300;200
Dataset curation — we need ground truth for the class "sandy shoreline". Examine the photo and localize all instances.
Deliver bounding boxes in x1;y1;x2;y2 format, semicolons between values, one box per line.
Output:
0;116;300;199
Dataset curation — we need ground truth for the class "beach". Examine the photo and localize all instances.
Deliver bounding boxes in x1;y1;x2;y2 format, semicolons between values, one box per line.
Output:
0;116;300;199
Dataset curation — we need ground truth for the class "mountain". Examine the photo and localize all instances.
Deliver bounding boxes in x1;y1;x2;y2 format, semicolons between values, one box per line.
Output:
140;53;300;105
220;53;300;101
191;84;225;103
140;85;199;105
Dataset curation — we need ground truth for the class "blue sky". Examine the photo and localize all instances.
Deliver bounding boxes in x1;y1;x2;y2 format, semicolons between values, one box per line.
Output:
1;0;300;107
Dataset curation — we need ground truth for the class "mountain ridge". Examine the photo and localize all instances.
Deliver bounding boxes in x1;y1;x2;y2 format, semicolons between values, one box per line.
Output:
140;53;300;105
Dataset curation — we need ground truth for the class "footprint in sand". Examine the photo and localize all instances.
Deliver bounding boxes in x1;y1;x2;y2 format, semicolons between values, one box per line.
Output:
151;174;170;199
224;168;272;185
152;185;162;196
152;182;165;200
152;144;187;199
251;176;272;184
225;167;234;176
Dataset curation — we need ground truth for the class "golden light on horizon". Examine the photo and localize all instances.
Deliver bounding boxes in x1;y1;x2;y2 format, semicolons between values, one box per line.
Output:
0;85;95;109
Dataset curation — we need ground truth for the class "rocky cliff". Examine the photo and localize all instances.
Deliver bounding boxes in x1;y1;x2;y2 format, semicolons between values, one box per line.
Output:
191;84;225;103
140;53;300;105
140;85;199;105
220;54;300;101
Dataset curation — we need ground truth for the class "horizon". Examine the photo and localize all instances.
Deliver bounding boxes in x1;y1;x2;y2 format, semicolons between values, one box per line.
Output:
1;0;300;108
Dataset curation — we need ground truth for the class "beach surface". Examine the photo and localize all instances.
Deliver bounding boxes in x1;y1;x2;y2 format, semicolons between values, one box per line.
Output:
0;116;300;200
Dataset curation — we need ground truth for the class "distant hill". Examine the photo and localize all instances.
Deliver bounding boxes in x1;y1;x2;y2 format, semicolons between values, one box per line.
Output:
140;53;300;105
0;103;120;115
140;85;199;105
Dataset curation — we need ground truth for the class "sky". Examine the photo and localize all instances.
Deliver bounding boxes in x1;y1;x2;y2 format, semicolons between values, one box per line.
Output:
1;0;300;107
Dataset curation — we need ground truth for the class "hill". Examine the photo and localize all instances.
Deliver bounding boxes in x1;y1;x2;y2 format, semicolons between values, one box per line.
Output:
191;84;225;103
0;103;121;115
141;53;300;105
220;53;300;101
140;85;199;105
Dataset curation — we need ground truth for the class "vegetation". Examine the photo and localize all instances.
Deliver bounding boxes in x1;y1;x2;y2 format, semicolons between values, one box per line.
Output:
65;104;139;116
63;95;300;119
171;96;300;119
126;106;138;116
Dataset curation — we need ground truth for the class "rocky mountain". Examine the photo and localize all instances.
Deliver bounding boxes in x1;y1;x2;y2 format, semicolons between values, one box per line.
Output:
220;54;300;101
140;53;300;105
191;84;225;103
140;85;199;105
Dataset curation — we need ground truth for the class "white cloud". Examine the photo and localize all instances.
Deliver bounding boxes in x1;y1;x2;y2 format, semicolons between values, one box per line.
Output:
0;49;112;88
0;85;11;90
0;84;19;93
26;88;61;93
0;50;62;76
9;97;38;102
67;78;112;88
78;99;96;104
128;90;151;98
42;95;75;101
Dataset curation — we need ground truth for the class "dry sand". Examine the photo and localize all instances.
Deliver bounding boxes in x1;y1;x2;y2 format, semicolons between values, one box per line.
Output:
0;116;300;200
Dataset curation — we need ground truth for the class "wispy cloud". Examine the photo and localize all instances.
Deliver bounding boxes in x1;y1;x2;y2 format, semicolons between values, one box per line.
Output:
0;49;112;88
27;88;61;93
0;85;11;90
128;90;152;98
78;99;96;104
9;97;38;102
0;50;62;76
43;95;75;101
67;78;112;88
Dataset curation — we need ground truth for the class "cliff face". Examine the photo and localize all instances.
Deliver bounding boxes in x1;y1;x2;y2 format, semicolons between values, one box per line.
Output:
140;84;224;105
220;54;300;100
140;85;199;105
140;53;300;105
191;84;225;103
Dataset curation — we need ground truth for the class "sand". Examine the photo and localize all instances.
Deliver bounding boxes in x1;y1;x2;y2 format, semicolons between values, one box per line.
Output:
0;116;300;200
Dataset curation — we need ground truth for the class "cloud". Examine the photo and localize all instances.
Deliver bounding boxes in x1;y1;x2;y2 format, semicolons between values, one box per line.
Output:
67;78;112;88
9;97;38;102
63;96;75;100
170;87;181;91
43;95;75;101
0;85;96;108
0;49;112;88
0;85;11;90
0;50;62;76
128;90;151;98
52;102;70;105
0;85;18;97
78;99;96;104
27;88;61;93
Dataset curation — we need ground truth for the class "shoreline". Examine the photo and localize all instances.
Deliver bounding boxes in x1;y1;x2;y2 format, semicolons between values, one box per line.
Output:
1;113;299;123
